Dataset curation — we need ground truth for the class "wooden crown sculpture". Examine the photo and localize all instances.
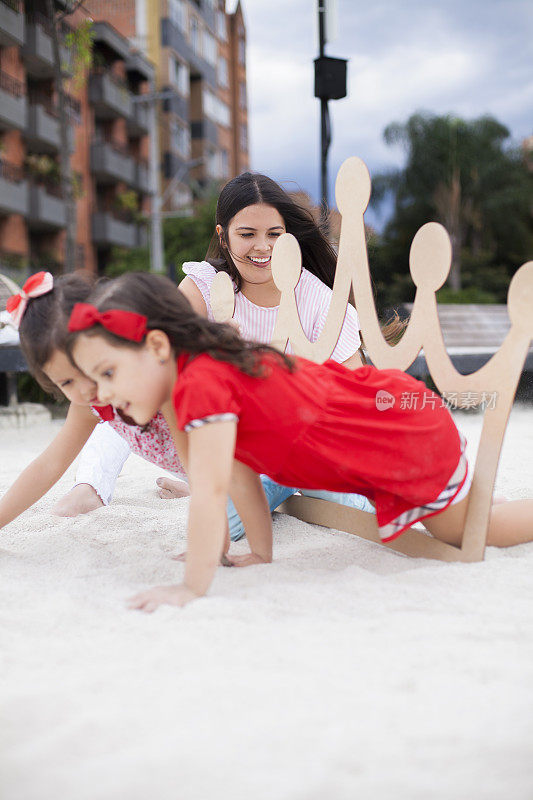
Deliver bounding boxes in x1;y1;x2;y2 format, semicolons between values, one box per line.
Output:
211;156;533;562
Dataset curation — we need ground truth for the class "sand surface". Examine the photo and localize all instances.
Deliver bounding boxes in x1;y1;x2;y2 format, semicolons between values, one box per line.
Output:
1;407;533;800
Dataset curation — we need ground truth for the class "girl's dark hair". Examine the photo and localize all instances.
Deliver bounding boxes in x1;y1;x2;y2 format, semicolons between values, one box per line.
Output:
204;171;406;350
67;272;294;377
19;273;95;397
205;171;338;291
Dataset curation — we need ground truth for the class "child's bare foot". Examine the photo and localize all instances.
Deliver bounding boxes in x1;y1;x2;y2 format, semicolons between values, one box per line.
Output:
156;477;190;499
51;483;104;517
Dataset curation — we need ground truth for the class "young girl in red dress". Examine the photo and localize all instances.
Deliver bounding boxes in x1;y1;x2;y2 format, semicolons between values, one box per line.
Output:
67;272;533;612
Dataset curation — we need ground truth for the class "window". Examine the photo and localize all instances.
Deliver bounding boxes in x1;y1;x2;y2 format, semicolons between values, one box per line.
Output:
239;81;246;108
170;118;190;158
169;0;186;31
169;57;189;96
216;10;226;40
203;30;217;66
172;183;192;213
203;88;230;127
217;56;228;87
240;123;247;151
206;147;218;178
190;16;201;54
238;37;245;64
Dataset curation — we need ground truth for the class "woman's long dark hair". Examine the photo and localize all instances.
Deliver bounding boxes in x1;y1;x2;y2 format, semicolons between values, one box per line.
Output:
67;272;294;376
205;171;406;348
18;273;94;397
205;171;338;291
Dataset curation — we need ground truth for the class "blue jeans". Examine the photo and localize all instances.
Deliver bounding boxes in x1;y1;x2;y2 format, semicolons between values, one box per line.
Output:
227;475;375;542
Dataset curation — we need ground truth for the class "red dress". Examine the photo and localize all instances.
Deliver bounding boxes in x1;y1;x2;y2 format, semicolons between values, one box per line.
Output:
173;352;468;541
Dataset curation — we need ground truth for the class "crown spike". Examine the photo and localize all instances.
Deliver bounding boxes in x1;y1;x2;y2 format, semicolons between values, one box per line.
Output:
210;271;235;323
335;156;371;217
409;222;451;291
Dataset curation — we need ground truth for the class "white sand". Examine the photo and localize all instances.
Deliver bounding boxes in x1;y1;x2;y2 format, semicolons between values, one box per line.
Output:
1;407;533;800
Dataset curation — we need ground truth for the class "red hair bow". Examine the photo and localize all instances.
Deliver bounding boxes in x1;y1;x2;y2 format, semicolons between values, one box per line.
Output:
6;271;54;328
68;303;149;342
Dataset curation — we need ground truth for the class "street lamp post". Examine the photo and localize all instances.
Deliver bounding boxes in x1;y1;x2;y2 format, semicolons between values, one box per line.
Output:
133;88;201;274
147;85;164;274
314;1;347;224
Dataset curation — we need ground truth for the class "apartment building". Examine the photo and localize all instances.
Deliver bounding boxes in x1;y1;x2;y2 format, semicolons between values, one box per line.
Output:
87;0;250;213
0;0;153;282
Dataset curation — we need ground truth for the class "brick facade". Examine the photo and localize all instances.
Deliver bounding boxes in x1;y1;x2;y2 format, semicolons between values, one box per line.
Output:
0;0;153;281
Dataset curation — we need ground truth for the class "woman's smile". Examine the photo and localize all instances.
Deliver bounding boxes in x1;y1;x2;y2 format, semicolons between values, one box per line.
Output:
247;254;272;267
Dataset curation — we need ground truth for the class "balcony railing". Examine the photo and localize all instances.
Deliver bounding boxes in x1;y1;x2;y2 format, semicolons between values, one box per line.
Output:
89;69;133;120
27;88;81;123
0;158;24;183
0;159;28;217
23;14;71;78
25;10;70;37
0;68;24;98
0;0;21;12
0;0;24;49
90;137;136;185
28;179;66;229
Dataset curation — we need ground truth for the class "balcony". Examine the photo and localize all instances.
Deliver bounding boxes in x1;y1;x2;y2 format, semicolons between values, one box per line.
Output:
90;139;135;185
0;70;27;132
135;160;151;194
92;210;139;248
28;181;66;230
91;21;130;61
0;160;28;217
0;0;24;48
127;101;150;136
26;102;74;154
89;71;132;120
126;51;154;83
191;118;218;146
22;14;71;79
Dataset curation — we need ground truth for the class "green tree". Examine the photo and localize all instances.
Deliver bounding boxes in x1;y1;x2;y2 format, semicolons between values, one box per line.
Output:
371;112;533;300
106;193;218;280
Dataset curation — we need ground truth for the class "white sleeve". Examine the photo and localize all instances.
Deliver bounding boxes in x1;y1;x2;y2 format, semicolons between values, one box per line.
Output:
74;423;131;506
181;261;218;321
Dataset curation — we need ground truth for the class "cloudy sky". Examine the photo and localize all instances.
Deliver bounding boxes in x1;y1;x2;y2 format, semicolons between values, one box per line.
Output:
236;0;533;228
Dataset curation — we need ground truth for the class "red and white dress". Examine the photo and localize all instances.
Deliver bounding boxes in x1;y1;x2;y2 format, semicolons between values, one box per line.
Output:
173;352;471;542
74;262;362;504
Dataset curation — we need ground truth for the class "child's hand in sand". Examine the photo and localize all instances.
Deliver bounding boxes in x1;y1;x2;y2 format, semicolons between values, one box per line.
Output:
224;552;271;567
128;583;199;612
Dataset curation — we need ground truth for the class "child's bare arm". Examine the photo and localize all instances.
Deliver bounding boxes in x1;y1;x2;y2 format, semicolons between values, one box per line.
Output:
130;418;237;611
0;404;98;529
183;421;236;595
226;461;273;566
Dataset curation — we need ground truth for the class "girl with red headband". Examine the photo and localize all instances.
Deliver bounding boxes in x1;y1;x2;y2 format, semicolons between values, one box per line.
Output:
67;272;533;612
0;271;189;536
